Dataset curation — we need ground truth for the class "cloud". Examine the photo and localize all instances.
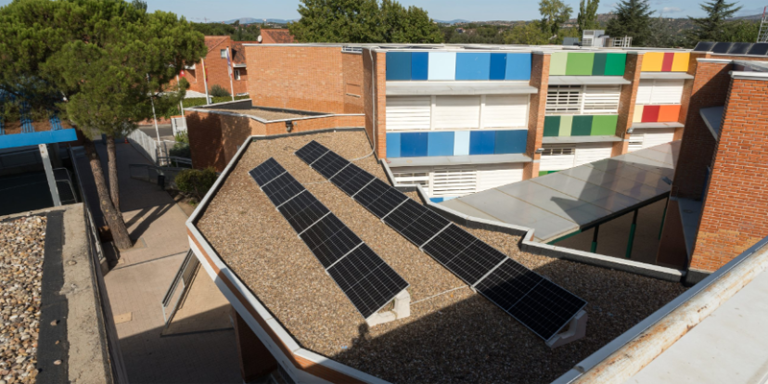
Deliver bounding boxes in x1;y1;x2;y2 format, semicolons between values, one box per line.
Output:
661;7;683;14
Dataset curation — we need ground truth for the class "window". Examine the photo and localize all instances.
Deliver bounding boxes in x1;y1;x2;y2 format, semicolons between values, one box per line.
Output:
542;148;574;156
220;49;227;59
392;172;429;187
234;69;241;80
546;85;621;115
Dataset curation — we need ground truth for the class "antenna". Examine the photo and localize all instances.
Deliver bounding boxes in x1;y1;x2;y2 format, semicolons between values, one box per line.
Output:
759;6;768;43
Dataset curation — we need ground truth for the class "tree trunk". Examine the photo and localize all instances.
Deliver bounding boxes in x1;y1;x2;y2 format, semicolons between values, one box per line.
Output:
106;135;120;210
83;137;133;250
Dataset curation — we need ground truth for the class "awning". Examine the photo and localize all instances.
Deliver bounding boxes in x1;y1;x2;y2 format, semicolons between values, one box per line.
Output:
385;81;538;96
387;153;532;168
630;122;684;130
548;76;631;85
441;141;680;242
700;106;724;139
640;72;694;80
542;136;623;145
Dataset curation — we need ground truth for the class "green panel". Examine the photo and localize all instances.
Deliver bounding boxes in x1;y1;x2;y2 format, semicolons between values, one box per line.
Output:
565;53;594;76
592;53;607;76
604;53;627;76
539;171;558;176
571;115;593;136
558;115;573;136
591;115;619;136
543;116;561;137
550;52;568;75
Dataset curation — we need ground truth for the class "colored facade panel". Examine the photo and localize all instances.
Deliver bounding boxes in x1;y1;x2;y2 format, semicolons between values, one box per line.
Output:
400;132;428;157
386;133;401;158
543;116;561;137
658;105;681;122
430;197;444;203
641;105;660;122
591;115;618;136
469;131;495;154
633;106;644;123
641;52;664;72
505;53;532;80
592;53;607;76
428;52;457;80
494;130;528;154
661;53;675;72
411;52;429;80
604;53;626;76
454;131;470;155
566;53;594;76
571;116;594;136
0;129;77;150
387;52;412;80
671;53;690;72
489;53;507;80
559;115;573;136
549;52;568;76
456;53;491;80
427;131;454;156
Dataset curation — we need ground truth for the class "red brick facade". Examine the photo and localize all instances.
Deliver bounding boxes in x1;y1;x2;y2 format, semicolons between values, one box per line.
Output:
180;36;253;97
524;52;549;179
362;50;387;159
613;53;643;157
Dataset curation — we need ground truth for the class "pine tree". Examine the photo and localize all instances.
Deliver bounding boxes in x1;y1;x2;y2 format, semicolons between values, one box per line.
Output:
577;0;601;34
688;0;743;42
606;0;653;46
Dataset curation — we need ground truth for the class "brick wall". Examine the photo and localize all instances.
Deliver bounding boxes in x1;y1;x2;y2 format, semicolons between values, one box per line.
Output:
613;53;643;157
525;52;549;179
689;76;768;272
342;52;365;113
363;50;387;159
179;36;249;96
245;46;364;114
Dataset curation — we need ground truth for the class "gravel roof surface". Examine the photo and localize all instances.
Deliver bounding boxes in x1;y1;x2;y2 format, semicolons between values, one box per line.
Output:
197;130;688;383
211;108;312;121
0;216;46;384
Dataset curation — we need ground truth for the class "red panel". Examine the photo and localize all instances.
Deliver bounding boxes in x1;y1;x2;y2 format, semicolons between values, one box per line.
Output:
642;105;661;122
661;52;675;72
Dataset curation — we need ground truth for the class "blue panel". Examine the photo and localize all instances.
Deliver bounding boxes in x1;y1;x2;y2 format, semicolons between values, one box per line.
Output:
386;133;401;158
430;197;444;203
469;131;495;155
494;130;528;154
386;52;412;81
505;53;532;81
428;52;456;80
0;129;78;150
400;132;428;157
454;131;470;155
456;53;491;80
427;132;454;156
411;52;429;81
489;53;507;80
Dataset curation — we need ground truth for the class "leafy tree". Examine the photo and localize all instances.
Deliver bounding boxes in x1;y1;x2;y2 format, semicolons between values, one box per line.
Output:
290;0;442;43
0;0;206;249
577;0;600;34
721;20;759;42
688;0;743;42
505;22;550;45
209;84;231;97
539;0;573;40
646;17;689;48
606;0;653;46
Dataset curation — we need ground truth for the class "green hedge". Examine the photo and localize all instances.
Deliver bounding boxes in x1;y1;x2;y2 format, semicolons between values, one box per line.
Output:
166;96;250;116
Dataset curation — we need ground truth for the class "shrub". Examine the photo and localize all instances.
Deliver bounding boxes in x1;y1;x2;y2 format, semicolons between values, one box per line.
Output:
174;131;189;144
175;167;217;201
209;84;230;97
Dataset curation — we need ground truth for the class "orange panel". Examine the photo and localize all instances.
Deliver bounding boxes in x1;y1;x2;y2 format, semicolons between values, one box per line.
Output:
671;53;690;72
658;105;681;122
642;52;664;72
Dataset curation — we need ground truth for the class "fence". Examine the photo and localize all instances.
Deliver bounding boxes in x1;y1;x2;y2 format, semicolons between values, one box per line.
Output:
53;167;78;205
171;116;187;136
127;129;186;167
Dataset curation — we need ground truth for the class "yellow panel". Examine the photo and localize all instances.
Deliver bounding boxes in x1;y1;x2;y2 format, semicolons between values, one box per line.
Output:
642;52;664;72
671;52;690;72
633;106;644;123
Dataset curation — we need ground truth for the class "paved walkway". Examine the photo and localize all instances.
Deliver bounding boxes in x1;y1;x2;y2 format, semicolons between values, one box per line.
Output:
74;140;241;383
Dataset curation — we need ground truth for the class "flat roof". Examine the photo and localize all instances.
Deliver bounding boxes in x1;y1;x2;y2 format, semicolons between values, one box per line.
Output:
441;141;680;242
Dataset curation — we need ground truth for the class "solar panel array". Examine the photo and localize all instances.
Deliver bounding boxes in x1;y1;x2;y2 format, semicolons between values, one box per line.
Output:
249;158;409;319
295;141;587;341
693;41;768;56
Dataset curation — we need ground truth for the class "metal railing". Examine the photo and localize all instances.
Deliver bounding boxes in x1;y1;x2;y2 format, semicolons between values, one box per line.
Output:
53;167;78;205
157;156;193;168
128;164;189;190
161;250;200;324
0;147;42;168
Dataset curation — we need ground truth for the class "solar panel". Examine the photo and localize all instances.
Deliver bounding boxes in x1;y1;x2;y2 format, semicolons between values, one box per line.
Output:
693;42;716;52
327;244;409;318
330;164;376;196
250;158;409;319
294;142;587;341
249;158;286;186
712;42;732;54
311;151;352;179
295;140;330;165
748;43;768;56
728;42;753;55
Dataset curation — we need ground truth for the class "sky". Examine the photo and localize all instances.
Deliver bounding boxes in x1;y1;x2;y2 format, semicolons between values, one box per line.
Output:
0;0;765;22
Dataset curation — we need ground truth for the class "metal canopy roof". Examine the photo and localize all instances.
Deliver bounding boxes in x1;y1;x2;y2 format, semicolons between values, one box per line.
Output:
548;76;631;85
441;141;680;242
387;153;532;167
385;81;538;96
640;72;694;80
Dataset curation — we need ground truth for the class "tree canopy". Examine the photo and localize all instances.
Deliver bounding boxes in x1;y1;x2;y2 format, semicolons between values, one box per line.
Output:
539;0;573;40
192;21;262;41
688;0;743;42
606;0;653;46
289;0;443;43
577;0;600;34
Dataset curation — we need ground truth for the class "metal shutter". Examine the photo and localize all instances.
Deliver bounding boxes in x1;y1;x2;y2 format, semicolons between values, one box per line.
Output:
476;164;524;191
649;80;684;105
540;147;576;171
628;133;644;152
546;85;581;114
431;167;477;197
636;80;654;105
574;143;613;166
641;128;676;148
385;96;431;131
482;95;529;129
434;96;481;129
582;85;621;114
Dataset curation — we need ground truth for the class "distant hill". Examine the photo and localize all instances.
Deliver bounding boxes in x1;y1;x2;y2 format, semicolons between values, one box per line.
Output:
434;19;472;24
222;18;296;25
731;13;763;21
